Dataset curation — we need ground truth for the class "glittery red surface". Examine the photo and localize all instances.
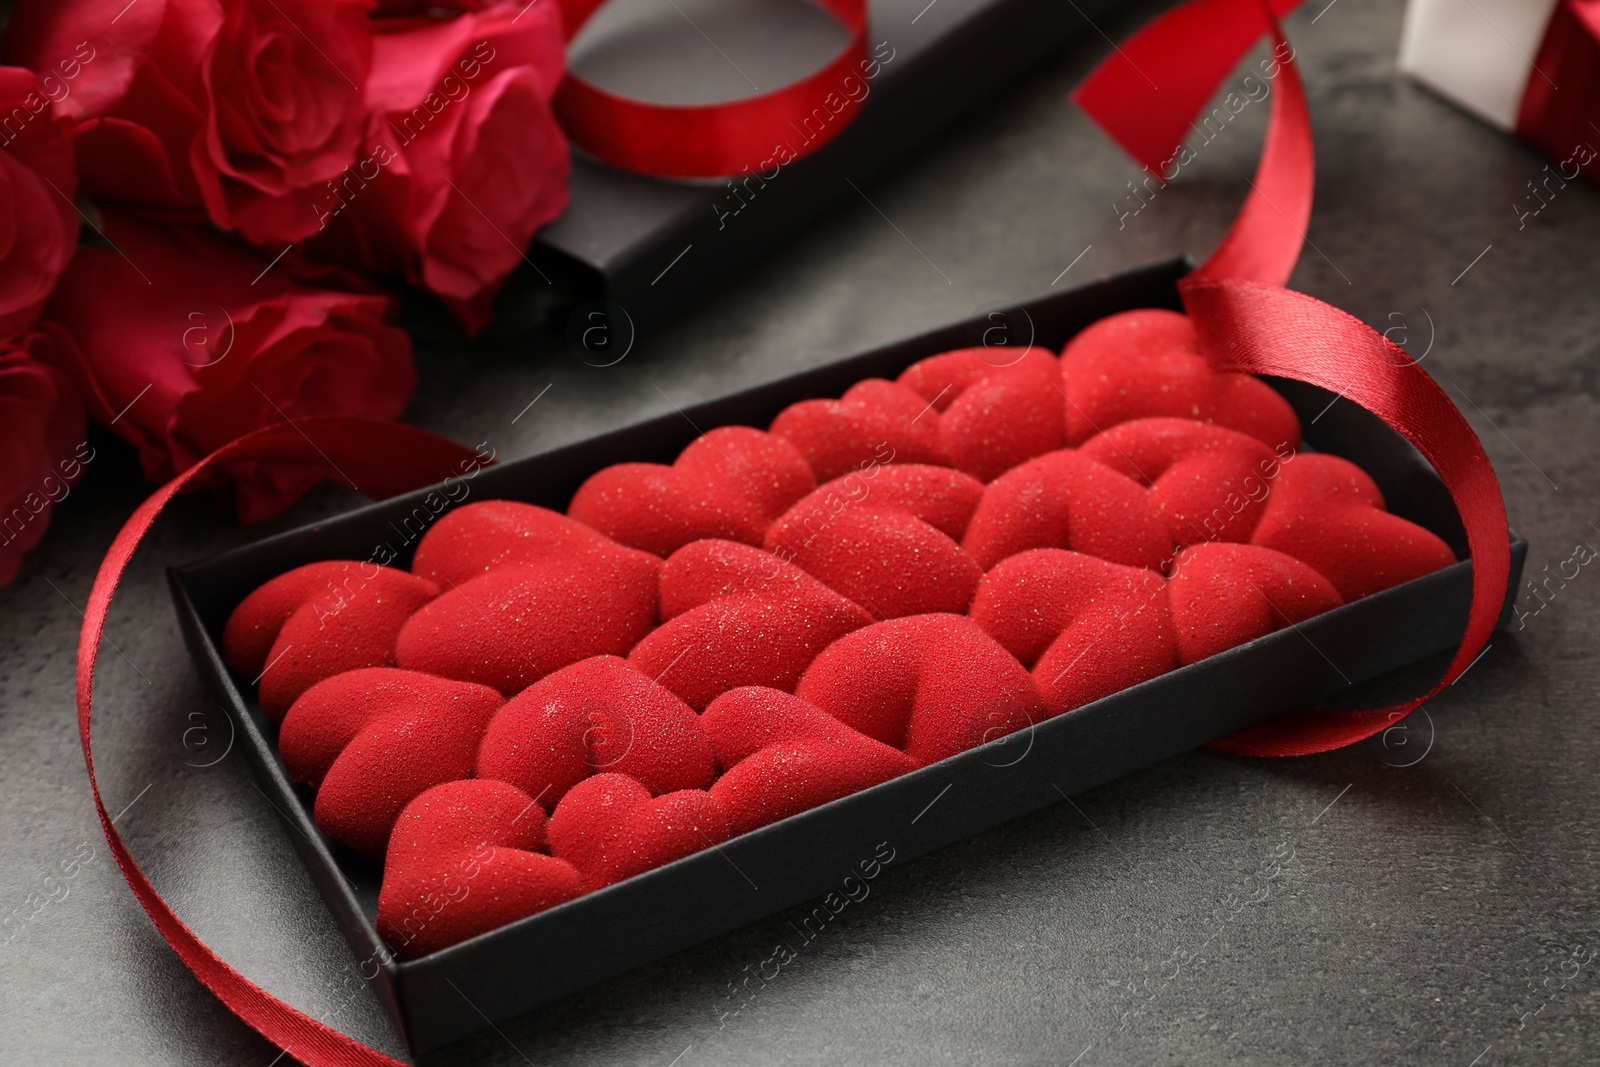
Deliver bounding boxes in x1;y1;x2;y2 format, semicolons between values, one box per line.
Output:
548;773;730;893
1061;308;1302;449
1250;453;1455;601
770;378;949;481
226;562;440;721
476;655;715;807
898;347;1067;482
568;426;815;557
377;780;582;958
629;540;872;710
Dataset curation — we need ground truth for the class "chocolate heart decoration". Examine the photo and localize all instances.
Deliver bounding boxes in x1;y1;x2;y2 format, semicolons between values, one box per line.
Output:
411;500;647;587
896;347;1066;482
770;378;947;481
1060;308;1301;450
279;667;502;789
567;426;816;557
377;780;583;960
222;560;440;721
703;686;917;835
304;671;503;858
394;538;659;695
628;539;871;710
963;449;1174;571
1078;417;1284;547
969;548;1178;716
764;464;987;619
1167;542;1344;664
475;655;716;807
795;613;1041;766
896;347;1004;405
547;773;731;891
223;561;353;675
1248;453;1455;601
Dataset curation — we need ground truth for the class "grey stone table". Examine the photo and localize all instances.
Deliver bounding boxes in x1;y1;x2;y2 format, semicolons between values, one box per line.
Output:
4;1;1597;1063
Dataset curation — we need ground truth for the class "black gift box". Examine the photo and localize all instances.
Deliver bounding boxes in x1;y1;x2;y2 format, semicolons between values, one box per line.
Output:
517;0;1123;336
169;256;1527;1053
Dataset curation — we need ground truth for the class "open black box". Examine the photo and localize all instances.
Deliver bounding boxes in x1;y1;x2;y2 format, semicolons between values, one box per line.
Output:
169;256;1527;1053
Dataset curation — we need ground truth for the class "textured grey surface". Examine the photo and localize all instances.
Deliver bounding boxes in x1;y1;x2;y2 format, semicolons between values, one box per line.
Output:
3;1;1599;1064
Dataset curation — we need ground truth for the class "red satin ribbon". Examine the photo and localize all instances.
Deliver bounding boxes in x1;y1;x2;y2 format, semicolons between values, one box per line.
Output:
1516;0;1600;183
553;0;870;178
78;419;483;1067
1184;280;1510;756
1074;0;1511;755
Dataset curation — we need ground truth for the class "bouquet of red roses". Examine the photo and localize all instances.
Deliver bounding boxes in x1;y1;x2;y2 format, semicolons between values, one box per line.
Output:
0;0;570;583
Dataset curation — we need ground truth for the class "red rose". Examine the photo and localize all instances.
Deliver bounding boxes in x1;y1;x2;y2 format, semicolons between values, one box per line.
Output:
311;1;569;333
42;213;417;523
0;328;89;586
0;66;79;336
6;0;374;245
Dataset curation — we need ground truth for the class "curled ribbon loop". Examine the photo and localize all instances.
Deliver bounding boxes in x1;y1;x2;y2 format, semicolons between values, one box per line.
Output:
79;419;484;1067
1075;0;1511;754
553;0;870;178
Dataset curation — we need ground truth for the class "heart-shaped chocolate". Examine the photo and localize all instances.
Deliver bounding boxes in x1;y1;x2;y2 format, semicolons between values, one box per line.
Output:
897;347;1066;482
222;560;440;721
628;540;871;710
764;464;986;619
1060;309;1301;450
411;500;646;588
896;347;1005;405
378;780;583;959
969;549;1178;715
703;687;918;835
394;535;659;695
649;536;860;619
547;773;731;891
1248;454;1455;601
279;667;503;789
475;655;716;807
795;613;1041;766
568;426;816;557
963;449;1173;571
1167;542;1344;664
306;671;503;858
770;378;948;481
1078;417;1284;547
223;562;352;675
